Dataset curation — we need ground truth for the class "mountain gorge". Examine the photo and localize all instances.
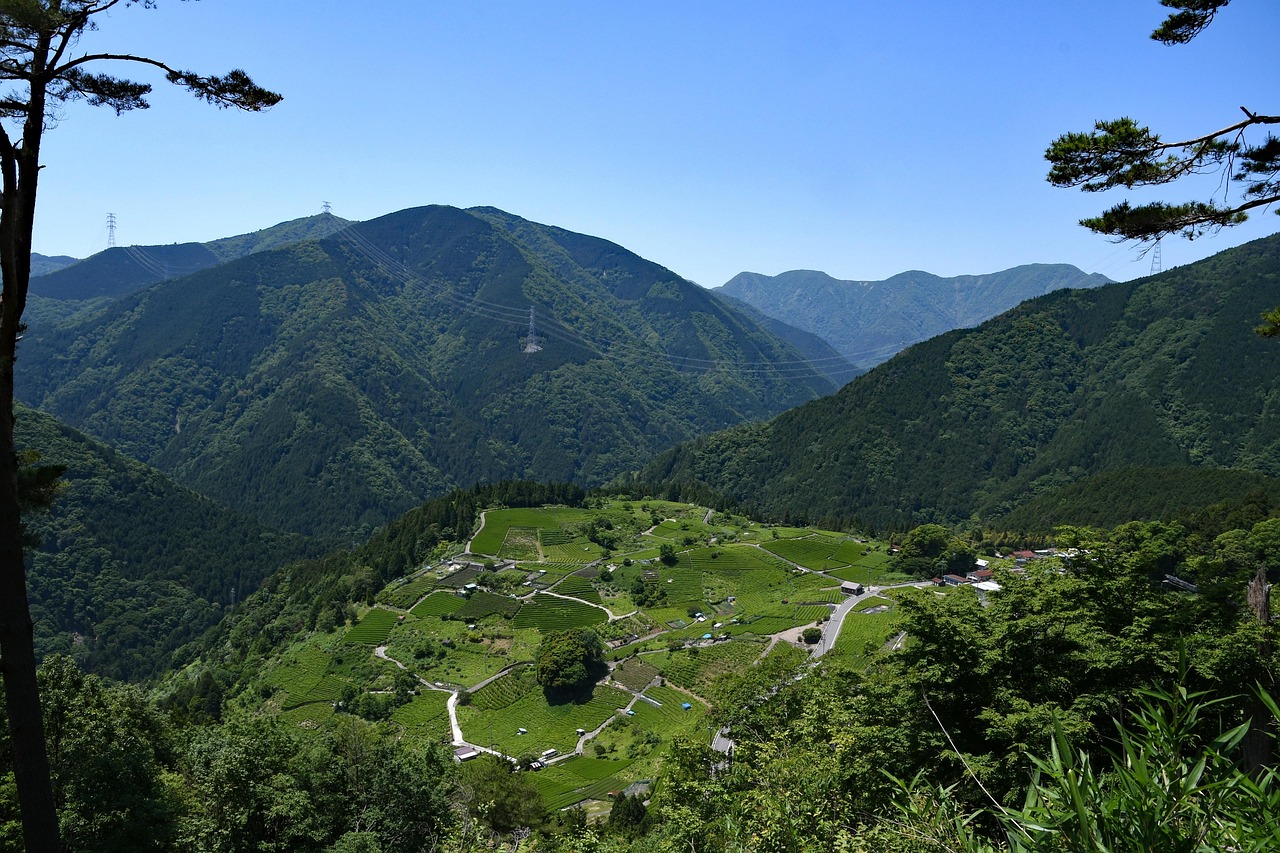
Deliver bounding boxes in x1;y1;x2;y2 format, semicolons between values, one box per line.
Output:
636;233;1280;530
719;263;1111;368
18;205;844;539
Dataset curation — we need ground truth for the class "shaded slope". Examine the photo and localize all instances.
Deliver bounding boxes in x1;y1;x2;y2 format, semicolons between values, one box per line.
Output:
17;405;314;681
632;233;1280;530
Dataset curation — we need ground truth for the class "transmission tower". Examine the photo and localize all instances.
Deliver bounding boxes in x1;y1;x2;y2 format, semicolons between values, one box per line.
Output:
522;306;543;353
106;212;116;248
322;201;332;215
1150;239;1162;275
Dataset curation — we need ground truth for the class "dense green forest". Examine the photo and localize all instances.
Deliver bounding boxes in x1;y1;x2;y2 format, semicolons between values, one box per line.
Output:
631;233;1280;532
17;205;840;540
15;405;317;682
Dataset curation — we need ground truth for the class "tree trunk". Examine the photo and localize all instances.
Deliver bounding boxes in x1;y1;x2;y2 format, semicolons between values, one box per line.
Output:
0;414;61;851
1242;564;1274;778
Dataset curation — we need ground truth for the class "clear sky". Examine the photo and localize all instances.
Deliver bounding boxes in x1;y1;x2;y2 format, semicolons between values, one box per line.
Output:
26;0;1280;287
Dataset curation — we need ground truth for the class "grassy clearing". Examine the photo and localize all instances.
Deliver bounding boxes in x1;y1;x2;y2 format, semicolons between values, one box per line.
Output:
498;527;541;560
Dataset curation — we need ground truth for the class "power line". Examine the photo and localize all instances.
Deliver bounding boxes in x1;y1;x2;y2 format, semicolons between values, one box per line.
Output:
330;224;859;382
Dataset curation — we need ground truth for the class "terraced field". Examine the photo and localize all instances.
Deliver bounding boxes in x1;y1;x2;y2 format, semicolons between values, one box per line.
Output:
380;573;440;609
468;665;538;710
554;575;604;605
455;591;522;621
612;657;660;691
409;591;466;618
654;639;767;693
512;594;608;631
470;507;595;556
344;608;400;645
529;757;637;810
391;691;453;745
456;684;631;757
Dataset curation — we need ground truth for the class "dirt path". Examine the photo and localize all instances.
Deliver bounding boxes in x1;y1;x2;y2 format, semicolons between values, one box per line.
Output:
465;510;488;555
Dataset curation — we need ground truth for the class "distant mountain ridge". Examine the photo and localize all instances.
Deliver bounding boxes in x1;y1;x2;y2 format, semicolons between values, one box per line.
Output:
634;233;1280;530
18;205;840;539
719;264;1112;368
28;212;351;301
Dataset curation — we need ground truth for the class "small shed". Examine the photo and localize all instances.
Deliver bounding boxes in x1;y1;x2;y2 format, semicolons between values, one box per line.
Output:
681;702;692;710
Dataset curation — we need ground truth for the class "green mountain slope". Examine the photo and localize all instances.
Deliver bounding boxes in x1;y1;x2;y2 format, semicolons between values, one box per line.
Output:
632;233;1280;530
30;251;78;276
28;212;350;301
719;264;1111;368
18;205;836;539
16;405;314;682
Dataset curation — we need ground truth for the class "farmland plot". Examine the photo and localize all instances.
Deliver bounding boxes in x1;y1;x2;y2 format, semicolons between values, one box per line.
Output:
513;594;608;631
456;684;630;756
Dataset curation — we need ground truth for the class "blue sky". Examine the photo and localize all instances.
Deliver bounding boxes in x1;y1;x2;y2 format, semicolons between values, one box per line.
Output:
28;0;1280;286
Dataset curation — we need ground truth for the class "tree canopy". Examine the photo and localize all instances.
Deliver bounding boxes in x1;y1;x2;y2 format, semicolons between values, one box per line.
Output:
534;628;606;695
1045;1;1277;244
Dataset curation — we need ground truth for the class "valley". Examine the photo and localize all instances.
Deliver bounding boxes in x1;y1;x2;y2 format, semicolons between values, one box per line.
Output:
244;498;923;813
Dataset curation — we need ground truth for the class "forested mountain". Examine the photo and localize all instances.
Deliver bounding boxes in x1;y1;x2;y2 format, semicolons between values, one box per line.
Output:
16;405;315;682
18;205;836;540
29;252;78;277
28;212;350;301
632;233;1280;531
713;293;862;387
719;263;1111;368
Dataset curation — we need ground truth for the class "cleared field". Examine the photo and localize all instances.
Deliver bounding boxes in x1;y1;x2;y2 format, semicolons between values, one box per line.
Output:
409;591;466;618
541;541;606;563
512;594;608;631
456;684;630;756
656;639;766;692
470;507;594;556
344;608;399;645
498;527;542;561
612;657;659;691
